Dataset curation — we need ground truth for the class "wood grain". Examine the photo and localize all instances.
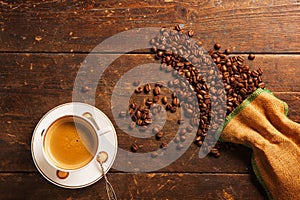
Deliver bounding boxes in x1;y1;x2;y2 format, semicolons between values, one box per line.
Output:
1;53;300;93
1;1;299;198
1;91;299;172
1;53;299;172
0;0;300;52
0;173;267;200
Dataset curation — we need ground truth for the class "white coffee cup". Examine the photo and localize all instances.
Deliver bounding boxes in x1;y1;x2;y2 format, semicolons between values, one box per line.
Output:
42;112;112;172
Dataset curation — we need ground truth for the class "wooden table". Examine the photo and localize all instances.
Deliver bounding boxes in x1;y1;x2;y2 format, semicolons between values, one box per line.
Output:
1;1;299;199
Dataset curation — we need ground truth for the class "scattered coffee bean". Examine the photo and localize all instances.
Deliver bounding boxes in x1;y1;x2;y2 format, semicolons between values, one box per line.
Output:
172;97;179;106
156;131;164;139
248;53;255;60
162;96;168;104
131;143;139;152
153;95;160;103
188;30;194;37
155;82;163;87
157;50;164;58
154;86;161;95
166;103;172;111
196;140;203;147
145;26;266;157
175;24;184;31
135;87;143;94
210;147;220;158
161;142;168;149
170;106;177;113
224;48;231;55
145;98;153;107
214;43;221;50
144;83;151;93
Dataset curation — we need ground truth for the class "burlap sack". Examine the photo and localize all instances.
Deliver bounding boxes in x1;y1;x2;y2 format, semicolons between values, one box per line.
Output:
221;88;300;199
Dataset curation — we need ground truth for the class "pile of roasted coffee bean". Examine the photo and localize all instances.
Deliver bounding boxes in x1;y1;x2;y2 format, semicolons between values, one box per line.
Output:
123;82;182;152
124;25;265;157
208;44;265;114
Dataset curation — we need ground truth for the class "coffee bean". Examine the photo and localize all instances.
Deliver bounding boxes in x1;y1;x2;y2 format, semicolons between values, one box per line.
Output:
224;48;231;55
130;102;137;109
135;87;143;94
131;143;139;152
188;30;194;37
154;86;161;95
195;136;202;142
128;108;135;116
162;96;168;104
153;95;160;103
144;83;151;93
258;82;265;88
156;131;164;139
214;43;221;50
175;24;184;31
237;56;245;62
257;68;263;75
166;103;172;111
144;118;152;124
248;53;255;60
136;119;143;126
157;50;164;57
196;140;203;147
240;88;248;96
135;110;142;119
161;142;168;149
250;70;258;77
149;26;266;158
170;106;177;113
145;98;153;107
172;97;179;106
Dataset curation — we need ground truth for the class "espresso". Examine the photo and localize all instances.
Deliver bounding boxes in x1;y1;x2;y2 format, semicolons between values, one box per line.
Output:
44;116;97;170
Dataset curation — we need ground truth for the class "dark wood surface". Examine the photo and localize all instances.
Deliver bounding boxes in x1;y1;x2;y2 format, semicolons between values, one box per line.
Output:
1;1;299;199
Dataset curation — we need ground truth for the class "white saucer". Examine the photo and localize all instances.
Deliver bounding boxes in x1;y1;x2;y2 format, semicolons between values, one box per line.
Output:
31;102;118;189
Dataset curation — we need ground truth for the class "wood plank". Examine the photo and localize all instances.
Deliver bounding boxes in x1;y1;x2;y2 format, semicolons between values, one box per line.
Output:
1;53;300;172
0;173;267;199
0;91;299;172
0;1;300;52
1;53;300;93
